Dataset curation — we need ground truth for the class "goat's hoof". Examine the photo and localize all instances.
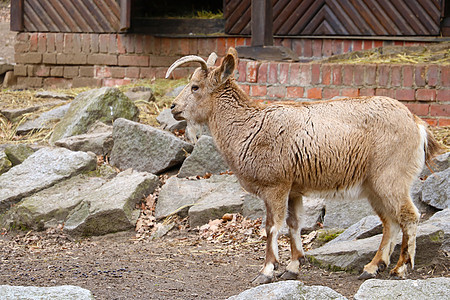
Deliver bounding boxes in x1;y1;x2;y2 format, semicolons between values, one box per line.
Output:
358;271;376;280
252;273;273;285
377;262;387;272
389;270;406;280
279;271;298;280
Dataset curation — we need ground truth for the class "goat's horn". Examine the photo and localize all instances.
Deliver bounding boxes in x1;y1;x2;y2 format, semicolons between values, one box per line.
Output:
206;52;218;67
165;55;208;79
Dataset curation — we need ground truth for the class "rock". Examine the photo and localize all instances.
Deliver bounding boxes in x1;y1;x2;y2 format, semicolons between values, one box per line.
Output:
54;123;113;155
420;152;449;178
0;285;94;299
0;62;13;75
151;222;175;240
155;174;260;227
35;91;73;100
0;151;12;175
0;105;41;121
16;103;70;134
424;208;450;252
3;143;35;165
156;108;187;132
124;86;155;102
354;278;450;300
0;147;97;213
328;215;382;245
3;70;17;88
110;118;193;174
63;169;159;236
178;135;229;178
323;198;375;229
307;222;444;272
227;281;347;300
165;85;185;98
50;87;139;143
421;168;449;210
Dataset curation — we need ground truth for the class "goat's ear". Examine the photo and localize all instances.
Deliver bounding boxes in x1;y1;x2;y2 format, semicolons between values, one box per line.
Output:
219;52;236;83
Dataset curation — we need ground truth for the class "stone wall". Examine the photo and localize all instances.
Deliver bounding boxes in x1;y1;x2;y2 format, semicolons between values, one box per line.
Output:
12;32;449;125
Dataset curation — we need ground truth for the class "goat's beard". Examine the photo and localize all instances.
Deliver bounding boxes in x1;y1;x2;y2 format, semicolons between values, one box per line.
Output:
185;120;211;144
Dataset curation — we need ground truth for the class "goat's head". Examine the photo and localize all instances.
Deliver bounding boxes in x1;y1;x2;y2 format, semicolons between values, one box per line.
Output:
165;48;239;124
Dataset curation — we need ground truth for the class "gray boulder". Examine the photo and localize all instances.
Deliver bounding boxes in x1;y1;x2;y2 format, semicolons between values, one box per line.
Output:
156;108;187;132
307;222;444;272
124;86;155;102
328;215;382;245
420;152;449;178
0;285;94;299
165;85;186;98
0;151;12;175
17;103;70;134
50;87;139;143
35;91;73;100
0;147;97;213
63;169;158;236
54;122;113;156
425;208;450;252
354;278;450;300
178;135;229;178
110;118;193;174
323;198;375;229
421;168;449;210
227;281;347;300
155;174;261;227
4;144;35;165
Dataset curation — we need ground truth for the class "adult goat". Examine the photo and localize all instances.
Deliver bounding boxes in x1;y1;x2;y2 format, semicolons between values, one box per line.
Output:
165;48;442;284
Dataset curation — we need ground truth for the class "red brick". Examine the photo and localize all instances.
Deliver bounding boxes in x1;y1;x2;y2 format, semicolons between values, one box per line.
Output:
353;65;364;86
395;89;415;101
63;33;73;53
311;63;321;84
377;65;390;87
226;37;236;50
375;88;395;98
17;76;43;88
246;61;261;83
258;63;268;83
268;63;278;84
237;61;246;82
239;84;250;95
95;66;112;78
322;87;340;99
118;55;149;67
343;40;352;53
322;39;333;57
126;67;140;78
322;65;332;85
125;34;136;54
364;64;376;86
16;32;30;42
286;86;304;98
15;53;42;64
437;89;450;101
342;64;354;85
57;53;87;65
360;88;375;96
27;65;35;76
427;65;439;87
197;39;208;56
251;85;267;97
279;63;290;84
29;33;38;52
63;66;79;78
390;65;402;87
135;35;144;54
37;33;47;53
415;65;426;87
140;67;156;79
297;64;312;86
441;66;450;87
292;39;303;57
55;33;64;53
99;34;109;53
402;65;414;87
331;64;342;85
143;35;153;54
430;104;449;117
281;38;292;50
438;118;450;126
394;41;404;46
423;118;438;126
14;42;29;53
236;37;246;47
363;40;373;50
353;40;362;51
312;39;322;57
332;39;343;55
72;77;102;88
43;77;71;89
416;89;436;101
43;53;56;64
103;78;131;87
373;40;383;48
72;34;82;53
307;87;322;99
50;67;63;77
117;34;126;54
341;88;359;97
79;66;94;77
81;34;90;54
217;38;226;56
179;39;189;56
267;86;286;98
87;53;117;65
35;65;50;77
14;65;27;76
303;39;312;57
404;103;430;116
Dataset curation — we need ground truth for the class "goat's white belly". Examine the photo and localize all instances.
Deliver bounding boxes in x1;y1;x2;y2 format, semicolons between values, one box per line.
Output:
303;184;366;201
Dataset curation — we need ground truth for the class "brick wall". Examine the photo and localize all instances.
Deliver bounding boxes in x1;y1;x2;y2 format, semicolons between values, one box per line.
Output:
12;32;449;125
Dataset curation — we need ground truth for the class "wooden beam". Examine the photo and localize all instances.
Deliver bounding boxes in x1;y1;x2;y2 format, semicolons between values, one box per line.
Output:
10;0;24;32
120;0;131;31
251;0;273;46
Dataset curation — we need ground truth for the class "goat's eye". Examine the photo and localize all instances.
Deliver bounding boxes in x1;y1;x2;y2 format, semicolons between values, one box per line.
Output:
191;85;199;92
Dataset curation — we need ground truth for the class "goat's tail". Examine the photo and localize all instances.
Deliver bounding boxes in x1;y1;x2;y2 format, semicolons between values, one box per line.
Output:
415;115;444;168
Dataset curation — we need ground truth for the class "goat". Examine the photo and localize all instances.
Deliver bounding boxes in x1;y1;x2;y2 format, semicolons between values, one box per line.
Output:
165;48;442;284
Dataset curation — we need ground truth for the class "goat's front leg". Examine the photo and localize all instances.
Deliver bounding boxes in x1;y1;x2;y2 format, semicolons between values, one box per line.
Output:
252;186;289;285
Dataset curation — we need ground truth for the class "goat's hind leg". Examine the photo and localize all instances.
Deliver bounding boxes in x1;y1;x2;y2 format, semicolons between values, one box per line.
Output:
280;191;306;280
252;185;289;285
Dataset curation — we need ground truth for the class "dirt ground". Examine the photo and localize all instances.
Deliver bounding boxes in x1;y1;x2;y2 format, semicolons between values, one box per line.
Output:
0;225;449;300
